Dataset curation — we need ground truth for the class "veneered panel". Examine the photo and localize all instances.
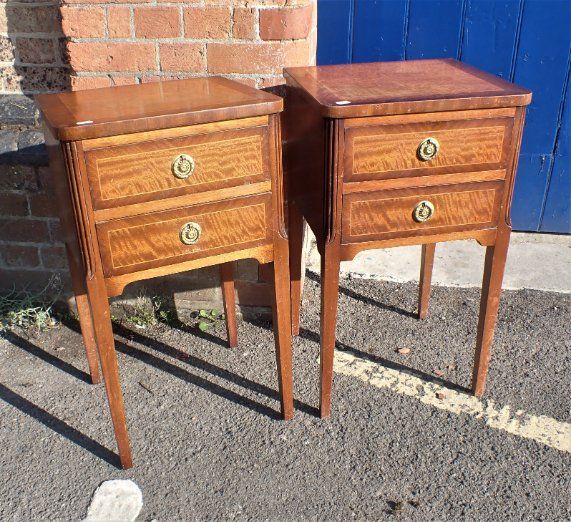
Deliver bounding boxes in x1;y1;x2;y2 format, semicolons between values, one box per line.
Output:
98;194;272;276
85;126;269;210
342;182;503;243
346;113;513;181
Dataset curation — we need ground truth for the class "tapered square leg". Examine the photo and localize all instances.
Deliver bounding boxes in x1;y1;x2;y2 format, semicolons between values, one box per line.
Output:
418;243;436;320
75;294;101;384
271;239;294;420
472;228;511;397
65;244;100;384
86;276;133;469
219;262;238;348
319;242;341;418
288;202;305;336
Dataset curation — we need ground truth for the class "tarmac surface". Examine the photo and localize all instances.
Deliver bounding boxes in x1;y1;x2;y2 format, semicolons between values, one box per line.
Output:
0;276;569;521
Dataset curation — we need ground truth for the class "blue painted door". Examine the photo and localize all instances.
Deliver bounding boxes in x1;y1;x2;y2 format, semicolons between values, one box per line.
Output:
317;0;571;233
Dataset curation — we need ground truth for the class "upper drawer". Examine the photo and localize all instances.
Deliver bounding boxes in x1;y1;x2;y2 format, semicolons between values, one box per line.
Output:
83;120;270;210
344;109;515;182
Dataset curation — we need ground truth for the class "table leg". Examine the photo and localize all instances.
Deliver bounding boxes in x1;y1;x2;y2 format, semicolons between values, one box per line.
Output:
288;202;305;336
86;275;133;469
418;243;436;320
472;228;511;397
271;238;294;420
320;243;341;418
65;244;100;384
219;262;238;348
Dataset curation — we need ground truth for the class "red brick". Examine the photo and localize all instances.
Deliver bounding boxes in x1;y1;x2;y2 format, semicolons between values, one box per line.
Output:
61;0;149;3
15;38;57;65
67;42;156;72
40;245;67;270
208;40;310;74
6;6;60;33
48;219;63;243
61;7;105;38
0;268;69;294
0;193;29;217
28;193;57;218
258;76;285;89
258;262;273;283
140;75;165;84
0;165;39;193
0;218;49;243
229;77;258;88
235;280;273;307
233;7;257;39
140;74;191;83
184;7;230;39
134;7;180;38
260;5;312;40
160;43;204;72
0;245;40;268
110;76;138;86
37;167;54;193
71;75;111;91
108;7;131;38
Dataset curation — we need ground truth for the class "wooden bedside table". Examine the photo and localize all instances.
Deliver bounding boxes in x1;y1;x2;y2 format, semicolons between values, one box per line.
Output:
36;78;294;468
283;59;531;417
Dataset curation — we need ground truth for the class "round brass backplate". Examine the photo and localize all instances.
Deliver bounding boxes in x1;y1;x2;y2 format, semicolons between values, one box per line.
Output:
179;222;202;245
172;153;195;179
417;137;440;161
413;200;435;223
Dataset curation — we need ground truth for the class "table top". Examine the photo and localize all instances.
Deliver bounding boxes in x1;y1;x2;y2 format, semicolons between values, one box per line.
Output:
36;77;283;142
284;59;531;118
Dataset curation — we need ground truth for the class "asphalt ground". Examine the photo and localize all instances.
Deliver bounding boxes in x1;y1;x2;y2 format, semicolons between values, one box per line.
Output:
0;276;569;521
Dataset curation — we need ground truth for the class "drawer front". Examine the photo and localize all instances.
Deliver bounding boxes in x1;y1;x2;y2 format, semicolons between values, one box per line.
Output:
345;112;514;182
97;194;271;276
85;125;270;210
342;182;503;243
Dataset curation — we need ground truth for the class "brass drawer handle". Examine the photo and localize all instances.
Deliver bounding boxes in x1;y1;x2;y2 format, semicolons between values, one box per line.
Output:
172;153;195;179
417;137;440;161
413;200;435;223
179;222;202;245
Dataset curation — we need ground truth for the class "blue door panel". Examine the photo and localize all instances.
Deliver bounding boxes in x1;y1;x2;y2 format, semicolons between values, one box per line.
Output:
352;0;408;62
316;0;571;233
512;0;570;155
540;74;571;233
511;153;553;231
461;0;522;79
406;0;464;59
317;0;354;64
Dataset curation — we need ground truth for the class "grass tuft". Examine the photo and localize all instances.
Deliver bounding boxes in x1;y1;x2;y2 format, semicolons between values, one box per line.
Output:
0;276;62;331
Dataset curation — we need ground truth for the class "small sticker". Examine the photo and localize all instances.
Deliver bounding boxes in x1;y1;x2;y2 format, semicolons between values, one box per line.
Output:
76;120;93;125
335;100;351;105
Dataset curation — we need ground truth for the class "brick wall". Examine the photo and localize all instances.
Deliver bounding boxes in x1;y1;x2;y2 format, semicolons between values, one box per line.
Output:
0;1;69;93
0;1;316;314
61;0;317;90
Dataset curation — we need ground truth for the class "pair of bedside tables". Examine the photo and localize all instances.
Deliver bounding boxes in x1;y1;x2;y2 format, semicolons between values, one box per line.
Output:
36;59;531;468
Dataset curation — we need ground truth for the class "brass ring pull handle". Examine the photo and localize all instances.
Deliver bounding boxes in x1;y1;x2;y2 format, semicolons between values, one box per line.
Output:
417;137;440;161
179;222;202;245
413;200;435;223
172;153;195;179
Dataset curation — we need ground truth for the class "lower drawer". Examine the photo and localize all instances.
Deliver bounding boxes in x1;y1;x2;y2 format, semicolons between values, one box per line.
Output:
97;194;272;277
341;182;503;243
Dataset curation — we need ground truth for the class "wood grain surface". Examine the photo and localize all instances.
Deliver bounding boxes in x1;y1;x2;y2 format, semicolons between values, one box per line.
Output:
36;77;283;141
97;194;271;277
342;182;502;243
284;59;531;118
85;126;268;210
345;114;513;181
